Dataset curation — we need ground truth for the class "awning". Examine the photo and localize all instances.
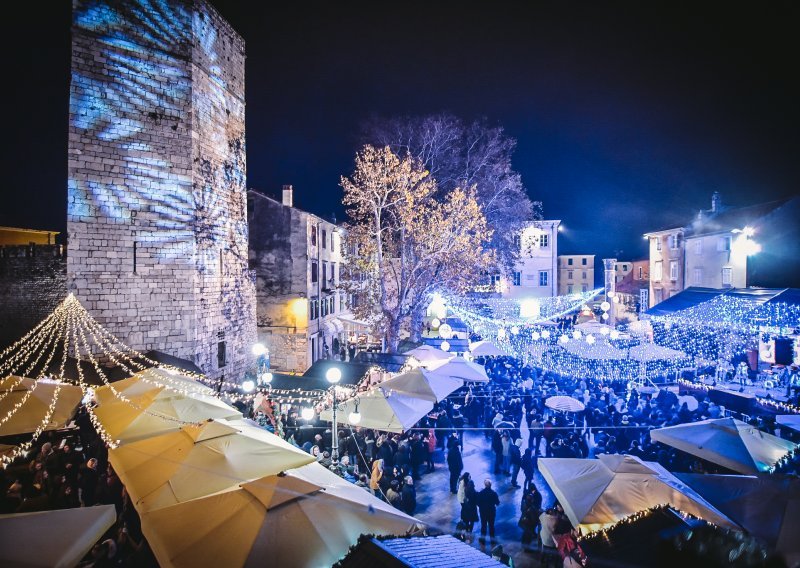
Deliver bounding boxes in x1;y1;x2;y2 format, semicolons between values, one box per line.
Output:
337;315;371;331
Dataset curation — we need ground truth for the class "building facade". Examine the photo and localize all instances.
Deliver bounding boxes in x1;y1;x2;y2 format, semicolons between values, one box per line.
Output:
643;228;685;306
643;192;800;306
248;187;351;373
501;220;560;299
614;259;650;321
557;254;594;295
68;0;256;382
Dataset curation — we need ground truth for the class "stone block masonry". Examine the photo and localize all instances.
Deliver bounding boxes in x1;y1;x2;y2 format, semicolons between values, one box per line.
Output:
68;0;255;383
0;245;68;350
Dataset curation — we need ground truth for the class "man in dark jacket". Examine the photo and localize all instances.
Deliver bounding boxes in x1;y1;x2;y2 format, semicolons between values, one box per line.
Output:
400;475;417;516
509;439;523;488
477;478;500;542
447;444;463;494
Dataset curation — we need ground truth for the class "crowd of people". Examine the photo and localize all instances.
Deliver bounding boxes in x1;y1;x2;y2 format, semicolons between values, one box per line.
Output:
0;406;150;566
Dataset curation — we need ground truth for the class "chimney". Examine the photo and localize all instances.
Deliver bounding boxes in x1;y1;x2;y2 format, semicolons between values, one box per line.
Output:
711;191;721;213
282;184;293;207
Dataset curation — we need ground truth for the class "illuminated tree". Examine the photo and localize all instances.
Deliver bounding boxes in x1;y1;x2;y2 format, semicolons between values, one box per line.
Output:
361;113;540;275
341;145;492;352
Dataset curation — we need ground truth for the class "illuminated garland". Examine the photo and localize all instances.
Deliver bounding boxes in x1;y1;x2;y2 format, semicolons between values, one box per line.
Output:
678;378;800;415
577;504;719;541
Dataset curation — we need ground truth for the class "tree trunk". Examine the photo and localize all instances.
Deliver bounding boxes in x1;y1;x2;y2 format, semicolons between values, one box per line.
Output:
385;316;402;354
409;304;425;343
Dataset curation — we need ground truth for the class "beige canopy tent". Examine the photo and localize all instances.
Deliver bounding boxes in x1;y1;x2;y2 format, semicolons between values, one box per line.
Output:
320;387;433;433
0;376;83;437
94;371;240;444
429;356;490;383
404;345;454;370
109;418;315;514
0;504;116;568
379;368;463;402
539;454;736;533
141;461;420;568
650;417;798;474
469;340;510;357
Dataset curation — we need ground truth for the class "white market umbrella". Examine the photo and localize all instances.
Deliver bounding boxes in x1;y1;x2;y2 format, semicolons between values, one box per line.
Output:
379;368;462;402
94;371;241;444
561;340;626;361
141;461;420;568
469;340;511;357
545;395;585;413
0;505;117;568
404;345;455;370
429;356;490;383
0;376;83;437
650;417;798;474
575;321;615;335
539;454;736;534
109;418;315;514
320;387;433;433
628;343;687;362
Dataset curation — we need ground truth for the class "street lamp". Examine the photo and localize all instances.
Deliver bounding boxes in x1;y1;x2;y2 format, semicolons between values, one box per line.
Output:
326;366;342;465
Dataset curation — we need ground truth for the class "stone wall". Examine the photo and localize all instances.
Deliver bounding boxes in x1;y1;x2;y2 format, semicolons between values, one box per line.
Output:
0;245;68;349
68;0;255;382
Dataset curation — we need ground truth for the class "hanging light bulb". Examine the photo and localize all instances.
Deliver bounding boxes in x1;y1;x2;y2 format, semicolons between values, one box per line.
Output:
497;328;507;339
301;407;314;421
440;340;451;352
572;330;582;340
602;313;610;320
510;326;520;335
241;380;255;393
531;331;541;341
541;329;550;340
349;402;361;425
600;301;611;312
559;334;569;344
431;318;441;329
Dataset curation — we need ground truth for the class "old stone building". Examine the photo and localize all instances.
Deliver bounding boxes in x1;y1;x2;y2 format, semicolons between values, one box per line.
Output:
248;187;352;373
0;240;67;349
67;0;255;382
557;254;595;295
500;220;561;299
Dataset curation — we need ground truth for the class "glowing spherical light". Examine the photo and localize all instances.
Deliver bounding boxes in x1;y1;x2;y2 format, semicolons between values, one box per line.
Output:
440;340;451;352
541;329;551;340
602;313;610;320
572;330;582;340
600;301;611;312
520;299;541;318
497;328;507;339
600;327;610;336
242;379;255;393
613;295;620;303
259;372;273;384
431;318;441;329
559;334;569;344
251;343;268;356
610;330;620;340
326;367;342;384
531;331;541;341
607;291;615;299
348;411;362;425
301;407;314;421
586;335;596;344
510;326;520;335
439;323;454;339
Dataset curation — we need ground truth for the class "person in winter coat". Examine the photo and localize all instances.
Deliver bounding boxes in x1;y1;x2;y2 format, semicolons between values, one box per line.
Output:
447;444;463;494
400;476;417;516
369;459;384;496
477;478;501;542
460;479;479;533
521;448;535;491
510;438;523;487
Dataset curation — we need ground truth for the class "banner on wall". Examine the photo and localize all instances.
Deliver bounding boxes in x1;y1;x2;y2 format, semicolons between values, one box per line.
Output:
759;335;776;364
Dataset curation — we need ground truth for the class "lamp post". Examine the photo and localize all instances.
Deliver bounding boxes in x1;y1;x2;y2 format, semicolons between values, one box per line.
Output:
326;366;342;465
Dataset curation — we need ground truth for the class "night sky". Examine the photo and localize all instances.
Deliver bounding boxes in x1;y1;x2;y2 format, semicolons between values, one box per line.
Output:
2;1;799;267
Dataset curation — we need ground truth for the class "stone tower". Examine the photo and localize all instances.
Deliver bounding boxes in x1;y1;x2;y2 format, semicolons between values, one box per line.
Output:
68;0;255;383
